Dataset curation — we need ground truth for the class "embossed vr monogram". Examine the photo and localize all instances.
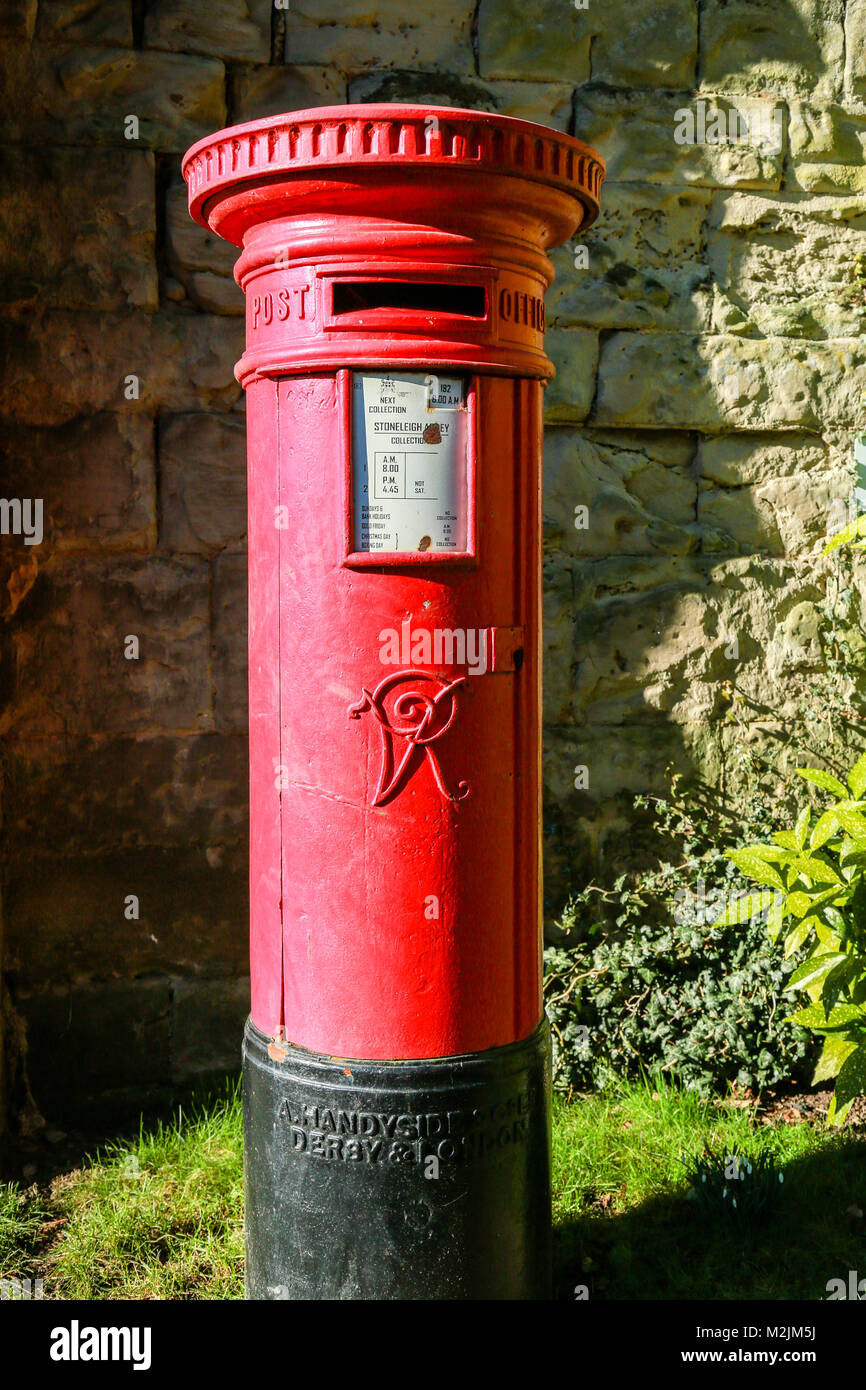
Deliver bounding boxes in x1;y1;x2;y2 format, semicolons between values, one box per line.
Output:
348;670;470;807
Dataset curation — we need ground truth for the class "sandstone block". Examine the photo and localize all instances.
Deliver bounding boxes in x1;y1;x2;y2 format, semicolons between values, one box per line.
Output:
701;0;844;102
479;0;696;88
348;71;574;131
594;333;866;431
5;557;212;738
17;978;172;1120
705;191;866;338
548;183;712;332
165;179;238;314
145;0;271;61
2;413;156;555
212;554;248;733
549;554;847;729
0;148;156;311
2;733;248;858
574;88;786;189
543;329;598;424
698;432;853;557
544;428;698;559
0;310;242;425
0;45;225;150
285;0;475;75
37;0;132;43
172;978;250;1078
2;0;36;39
231;62;345;122
159;412;247;554
5;844;247;986
788;102;866;193
845;0;866;98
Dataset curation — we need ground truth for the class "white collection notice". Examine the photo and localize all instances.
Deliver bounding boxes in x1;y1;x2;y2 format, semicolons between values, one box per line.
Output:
351;372;469;554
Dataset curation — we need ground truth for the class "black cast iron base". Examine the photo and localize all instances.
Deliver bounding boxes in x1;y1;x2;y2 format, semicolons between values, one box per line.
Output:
243;1017;552;1300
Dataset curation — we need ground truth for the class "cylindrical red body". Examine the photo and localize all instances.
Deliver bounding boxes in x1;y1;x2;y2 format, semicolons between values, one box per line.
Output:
184;105;604;1300
245;370;546;1059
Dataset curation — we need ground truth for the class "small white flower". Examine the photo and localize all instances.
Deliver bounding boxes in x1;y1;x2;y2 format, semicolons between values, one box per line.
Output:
732;1199;737;1209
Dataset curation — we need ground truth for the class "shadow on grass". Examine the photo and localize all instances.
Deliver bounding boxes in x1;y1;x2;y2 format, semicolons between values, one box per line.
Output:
1;1077;244;1300
0;1072;241;1188
554;1138;866;1301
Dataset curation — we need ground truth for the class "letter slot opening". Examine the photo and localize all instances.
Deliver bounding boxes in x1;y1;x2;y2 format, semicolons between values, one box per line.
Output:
332;281;487;318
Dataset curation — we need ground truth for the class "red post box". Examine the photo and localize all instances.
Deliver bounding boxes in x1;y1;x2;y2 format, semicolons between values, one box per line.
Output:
183;104;604;1300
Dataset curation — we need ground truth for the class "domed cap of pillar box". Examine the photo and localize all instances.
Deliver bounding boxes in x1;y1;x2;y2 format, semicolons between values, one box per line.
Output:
184;104;604;242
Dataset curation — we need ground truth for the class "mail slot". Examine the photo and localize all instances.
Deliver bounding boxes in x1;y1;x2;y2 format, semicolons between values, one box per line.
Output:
331;280;488;318
183;103;604;1301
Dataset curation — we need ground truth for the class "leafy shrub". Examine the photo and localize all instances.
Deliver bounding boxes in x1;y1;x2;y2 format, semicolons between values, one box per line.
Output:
544;777;813;1097
715;754;866;1125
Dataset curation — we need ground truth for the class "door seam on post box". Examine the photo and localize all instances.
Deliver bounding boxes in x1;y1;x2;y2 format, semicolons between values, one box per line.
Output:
277;379;286;1037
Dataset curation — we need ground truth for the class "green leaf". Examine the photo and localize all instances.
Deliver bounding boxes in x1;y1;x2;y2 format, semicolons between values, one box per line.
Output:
814;919;843;951
835;808;866;840
749;845;796;861
726;849;785;890
784;891;814;919
823;513;866;555
786;856;844;886
839;841;866;871
834;1041;866;1109
827;1093;855;1127
783;922;812;958
787;952;848;992
812;1034;859;1084
794;805;810;850
773;830;800;850
848;751;866;799
711;891;777;928
787;1001;866;1031
810;811;841;849
768;892;787;942
785;885;844;920
823;905;849;935
794;768;849;798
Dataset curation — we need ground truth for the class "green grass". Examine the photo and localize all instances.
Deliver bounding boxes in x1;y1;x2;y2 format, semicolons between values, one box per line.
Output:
0;1180;52;1281
2;1074;865;1299
1;1082;244;1301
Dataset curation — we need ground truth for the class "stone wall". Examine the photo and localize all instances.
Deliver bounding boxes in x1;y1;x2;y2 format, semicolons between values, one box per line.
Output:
1;0;865;1127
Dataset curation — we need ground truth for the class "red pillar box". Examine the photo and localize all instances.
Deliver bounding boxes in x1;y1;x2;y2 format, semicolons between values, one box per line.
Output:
183;105;603;1300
